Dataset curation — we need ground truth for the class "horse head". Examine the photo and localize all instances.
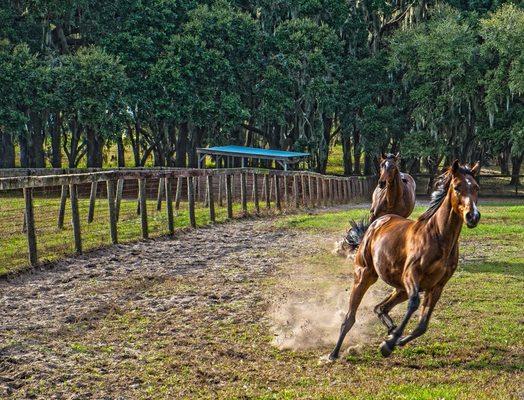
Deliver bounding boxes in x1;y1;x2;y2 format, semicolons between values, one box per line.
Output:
449;160;481;228
378;153;400;189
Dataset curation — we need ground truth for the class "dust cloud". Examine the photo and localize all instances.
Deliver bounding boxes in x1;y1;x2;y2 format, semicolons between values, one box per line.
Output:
269;265;385;351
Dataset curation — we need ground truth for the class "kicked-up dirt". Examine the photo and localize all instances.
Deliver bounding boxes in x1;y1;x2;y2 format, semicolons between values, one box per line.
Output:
0;206;367;399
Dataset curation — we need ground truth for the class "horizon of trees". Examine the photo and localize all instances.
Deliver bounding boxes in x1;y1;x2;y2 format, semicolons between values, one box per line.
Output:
0;0;522;183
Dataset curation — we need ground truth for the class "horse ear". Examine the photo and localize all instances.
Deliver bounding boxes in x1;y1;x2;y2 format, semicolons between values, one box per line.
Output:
451;159;460;174
381;152;386;160
395;152;400;160
470;161;480;177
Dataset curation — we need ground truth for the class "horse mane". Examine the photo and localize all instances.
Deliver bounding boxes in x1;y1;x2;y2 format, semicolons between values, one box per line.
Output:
418;165;474;221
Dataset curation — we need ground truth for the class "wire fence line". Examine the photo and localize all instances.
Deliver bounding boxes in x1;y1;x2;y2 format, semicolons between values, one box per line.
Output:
0;167;376;274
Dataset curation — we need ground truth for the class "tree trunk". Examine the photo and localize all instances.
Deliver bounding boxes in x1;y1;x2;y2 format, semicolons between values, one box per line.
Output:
30;113;45;168
117;135;125;167
19;133;29;167
50;113;62;167
353;124;361;175
176;122;188;167
86;127;103;167
408;158;421;175
342;132;352;175
510;154;522;186
188;126;203;168
0;131;16;168
499;149;510;175
364;153;373;175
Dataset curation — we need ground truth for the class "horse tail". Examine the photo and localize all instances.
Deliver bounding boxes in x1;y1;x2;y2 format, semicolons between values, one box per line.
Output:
345;218;371;252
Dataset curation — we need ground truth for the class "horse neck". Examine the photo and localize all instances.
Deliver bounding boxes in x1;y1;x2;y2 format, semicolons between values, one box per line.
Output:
427;190;463;250
386;169;403;208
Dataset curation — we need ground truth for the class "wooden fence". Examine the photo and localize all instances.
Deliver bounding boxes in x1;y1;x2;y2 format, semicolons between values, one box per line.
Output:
0;168;375;268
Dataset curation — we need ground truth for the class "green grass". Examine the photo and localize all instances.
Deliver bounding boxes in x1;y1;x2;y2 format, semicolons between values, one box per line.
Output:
263;202;523;399
3;201;523;399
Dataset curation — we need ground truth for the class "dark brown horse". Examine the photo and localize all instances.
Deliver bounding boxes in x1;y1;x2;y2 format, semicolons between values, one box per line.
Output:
329;160;481;360
370;153;416;222
333;153;416;258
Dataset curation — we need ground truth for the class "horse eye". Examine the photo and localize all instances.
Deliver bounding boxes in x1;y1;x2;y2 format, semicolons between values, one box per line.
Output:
454;185;461;192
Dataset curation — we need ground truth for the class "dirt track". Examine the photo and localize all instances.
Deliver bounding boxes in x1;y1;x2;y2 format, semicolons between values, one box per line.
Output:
0;207;354;399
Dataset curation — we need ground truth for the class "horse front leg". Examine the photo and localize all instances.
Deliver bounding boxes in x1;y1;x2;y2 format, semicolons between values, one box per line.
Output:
379;271;420;357
329;265;377;360
397;285;444;347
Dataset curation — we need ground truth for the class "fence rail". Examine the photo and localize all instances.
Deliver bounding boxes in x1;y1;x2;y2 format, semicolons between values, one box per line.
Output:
0;168;375;271
410;173;523;197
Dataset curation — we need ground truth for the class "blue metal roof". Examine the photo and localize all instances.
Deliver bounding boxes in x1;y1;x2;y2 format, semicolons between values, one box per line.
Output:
198;145;309;159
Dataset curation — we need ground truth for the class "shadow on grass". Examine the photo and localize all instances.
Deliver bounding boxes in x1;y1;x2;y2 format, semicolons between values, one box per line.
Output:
342;344;523;373
460;261;524;277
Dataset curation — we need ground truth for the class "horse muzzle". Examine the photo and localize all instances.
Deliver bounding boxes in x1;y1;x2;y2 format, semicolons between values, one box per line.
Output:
465;210;481;228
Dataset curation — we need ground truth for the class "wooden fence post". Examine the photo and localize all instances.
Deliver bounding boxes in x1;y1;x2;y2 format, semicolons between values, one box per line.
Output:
322;178;328;206
23;187;37;266
308;175;313;207
156;178;164;211
226;174;233;219
207;174;215;223
264;174;271;209
293;175;300;208
300;175;306;206
316;176;322;206
187;176;196;228
69;183;82;254
240;172;248;215
218;175;223;207
106;179;118;244
175;177;182;211
204;178;210;207
138;178;148;238
283;175;289;205
57;185;68;229
165;177;175;235
87;181;97;223
253;173;260;214
274;175;281;211
115;178;124;221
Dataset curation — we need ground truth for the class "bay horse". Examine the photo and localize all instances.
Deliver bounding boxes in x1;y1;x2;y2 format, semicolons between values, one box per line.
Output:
333;153;415;258
370;153;416;222
329;160;481;360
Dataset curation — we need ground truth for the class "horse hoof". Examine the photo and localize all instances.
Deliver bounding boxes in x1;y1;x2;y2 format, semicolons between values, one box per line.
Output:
380;341;394;358
328;352;339;361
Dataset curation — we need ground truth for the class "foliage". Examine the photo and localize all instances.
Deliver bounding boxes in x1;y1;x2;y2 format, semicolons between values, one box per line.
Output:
0;0;522;172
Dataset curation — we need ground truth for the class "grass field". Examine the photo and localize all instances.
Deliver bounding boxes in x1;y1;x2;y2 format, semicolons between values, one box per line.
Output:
270;201;524;398
1;200;521;399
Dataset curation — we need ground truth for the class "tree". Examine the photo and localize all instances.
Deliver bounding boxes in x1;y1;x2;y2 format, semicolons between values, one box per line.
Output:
55;46;127;167
389;5;482;188
480;3;524;184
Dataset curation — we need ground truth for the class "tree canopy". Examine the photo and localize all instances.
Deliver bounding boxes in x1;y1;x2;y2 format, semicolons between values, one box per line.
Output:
0;0;522;177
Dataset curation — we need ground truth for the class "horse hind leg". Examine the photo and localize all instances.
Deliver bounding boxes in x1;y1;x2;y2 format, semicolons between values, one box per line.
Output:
379;271;421;358
329;265;377;360
373;289;408;334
